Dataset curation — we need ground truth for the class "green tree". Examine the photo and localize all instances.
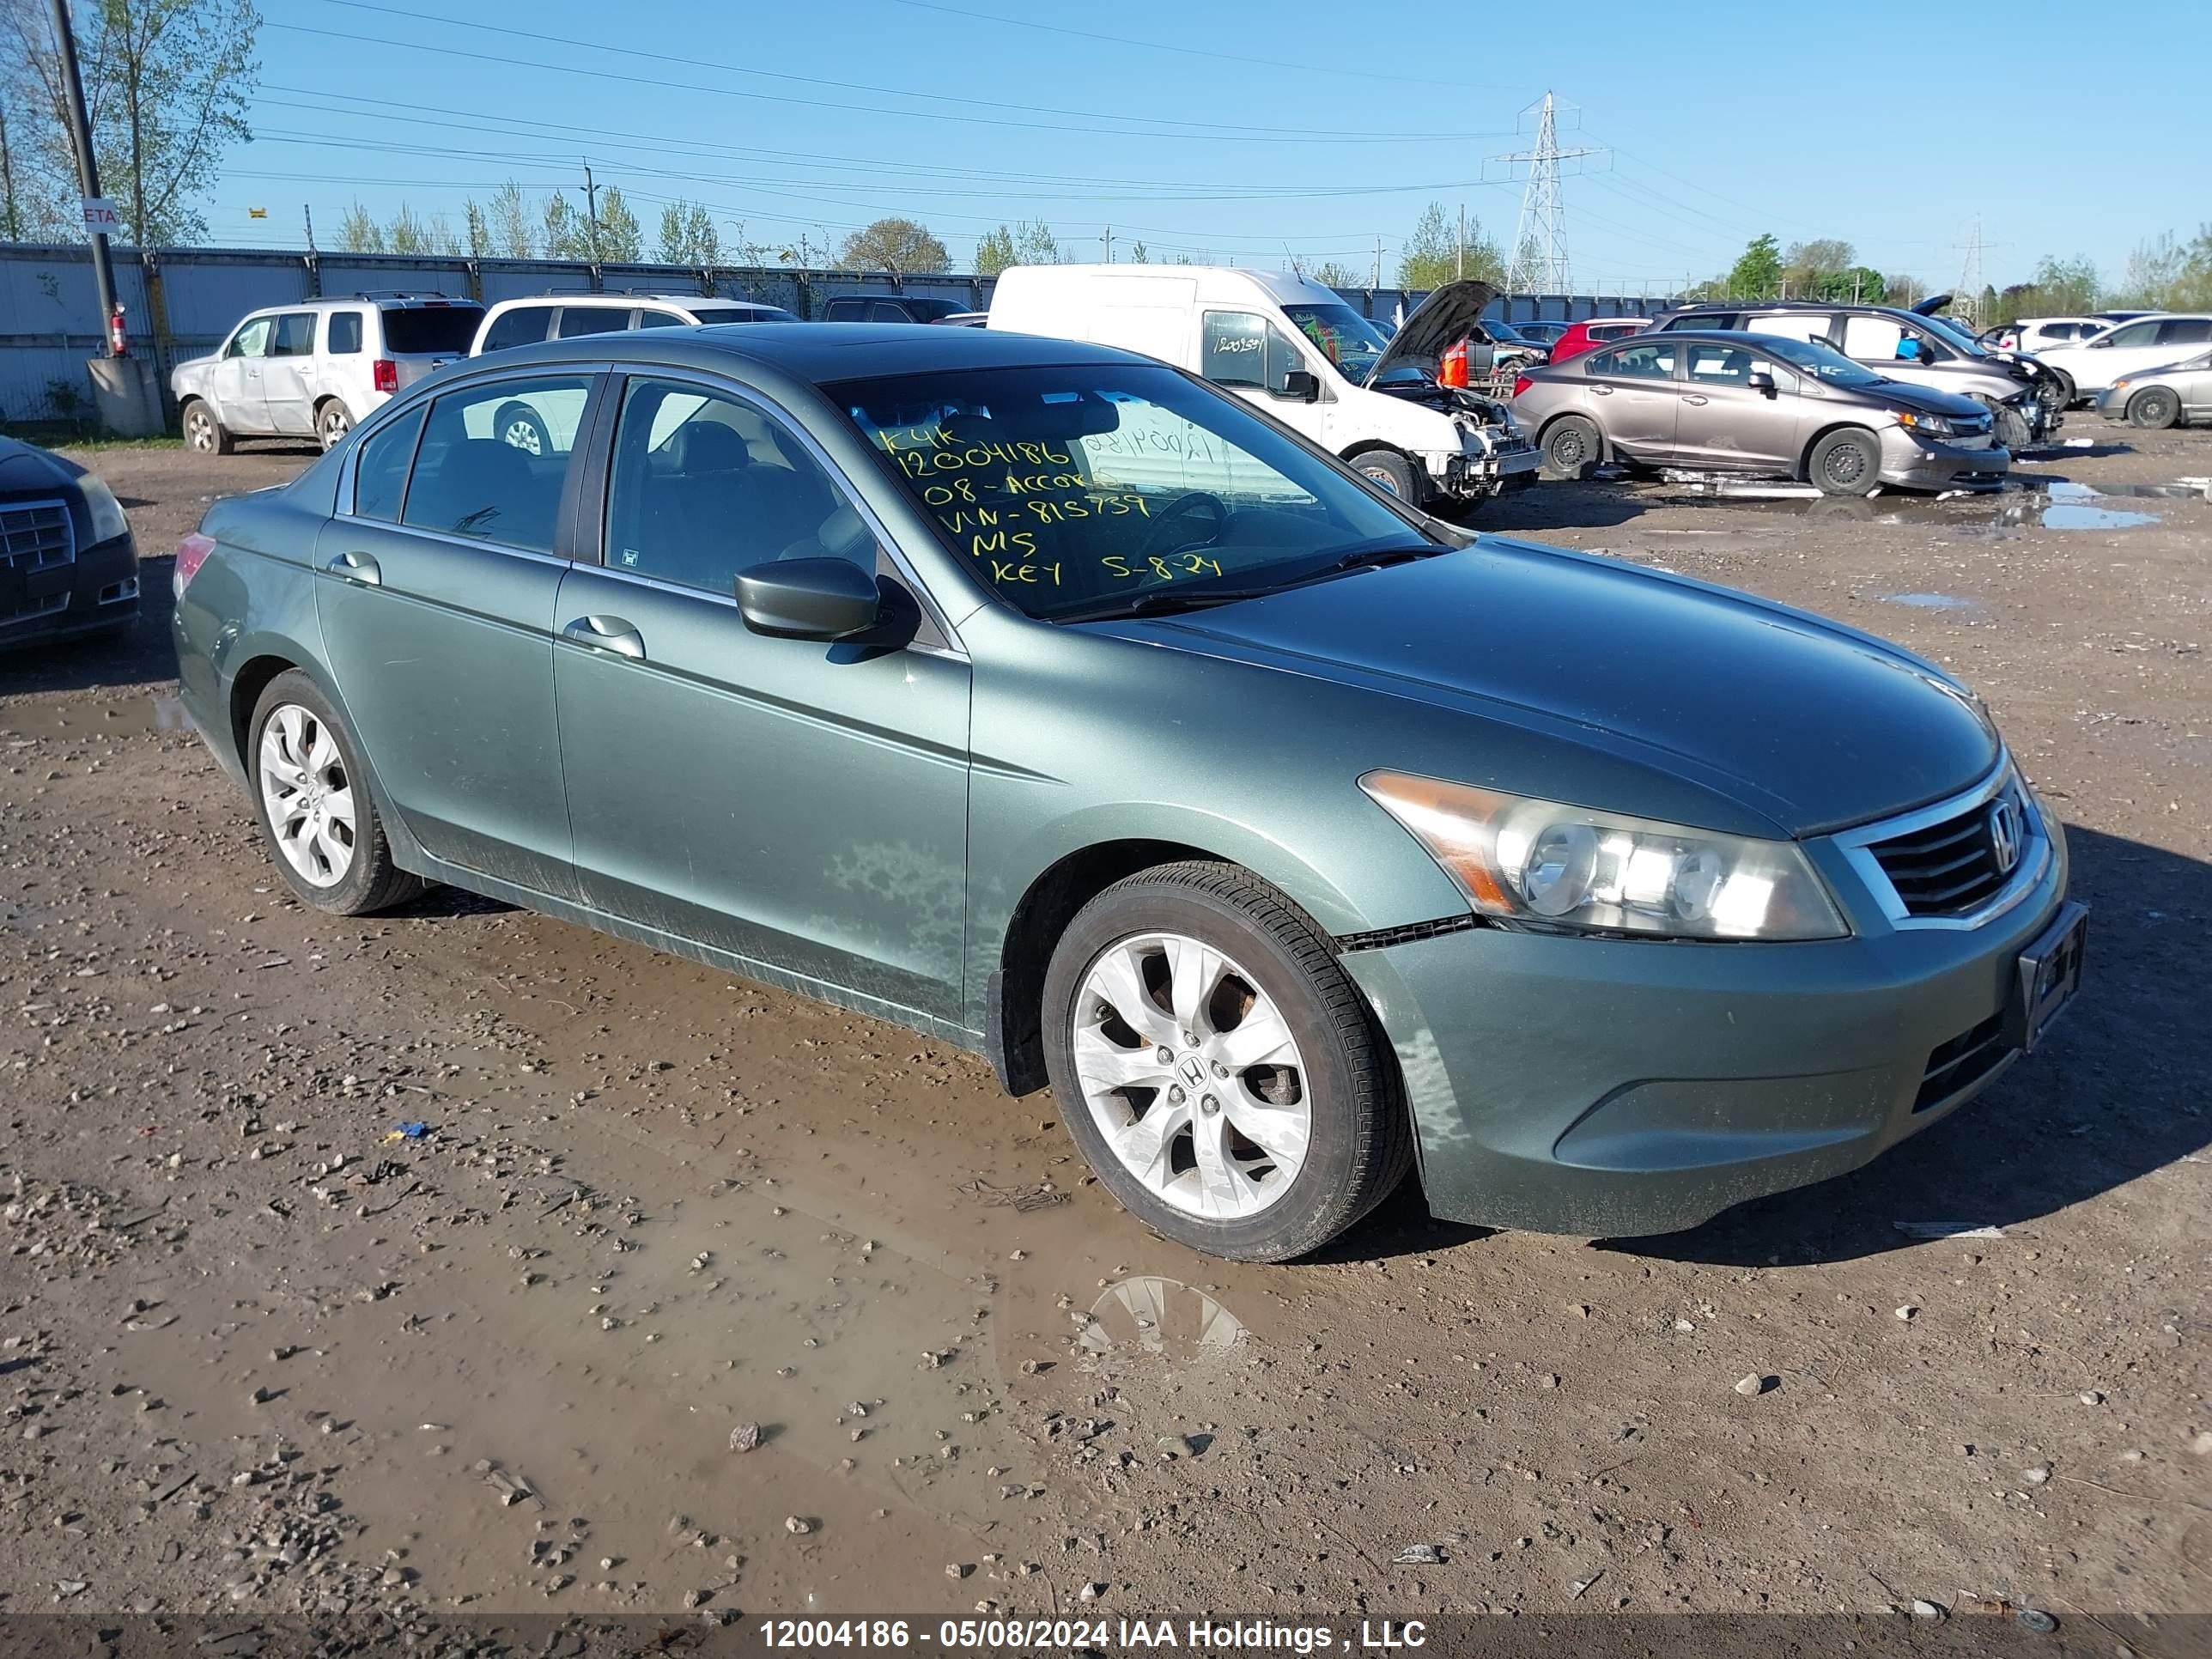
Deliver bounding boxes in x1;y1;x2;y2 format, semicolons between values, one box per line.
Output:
1127;240;1149;264
487;179;533;258
2114;232;2183;307
3;0;261;245
838;216;950;273
688;206;724;266
337;198;382;253
973;224;1017;277
2174;224;2212;311
594;184;641;261
655;202;685;264
385;202;428;255
1012;219;1060;265
541;191;589;260
1398;202;1502;289
463;199;489;259
1725;234;1782;298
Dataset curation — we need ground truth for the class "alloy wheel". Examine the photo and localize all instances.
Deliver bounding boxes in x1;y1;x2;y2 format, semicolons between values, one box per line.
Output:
258;704;356;888
185;408;215;451
319;405;351;448
1070;932;1311;1220
502;417;544;456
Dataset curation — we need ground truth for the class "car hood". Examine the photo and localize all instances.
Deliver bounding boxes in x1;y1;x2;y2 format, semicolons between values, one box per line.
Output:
0;434;73;497
1853;379;1991;421
1366;278;1498;386
1103;541;2000;836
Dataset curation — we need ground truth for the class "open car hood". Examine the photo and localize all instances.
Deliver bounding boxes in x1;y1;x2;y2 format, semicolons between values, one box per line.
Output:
1365;278;1498;386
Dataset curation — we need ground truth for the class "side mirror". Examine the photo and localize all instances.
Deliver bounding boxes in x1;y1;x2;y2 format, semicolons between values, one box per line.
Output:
2087;337;2112;349
1279;369;1320;402
735;557;882;641
1747;368;1778;396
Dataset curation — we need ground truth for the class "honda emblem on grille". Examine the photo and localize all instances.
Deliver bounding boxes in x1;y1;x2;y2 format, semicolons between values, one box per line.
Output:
1987;797;2023;876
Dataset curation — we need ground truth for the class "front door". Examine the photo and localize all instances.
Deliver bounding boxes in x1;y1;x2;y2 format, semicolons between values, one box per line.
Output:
313;369;603;899
1672;340;1803;470
260;311;320;434
553;373;971;1023
212;314;273;434
1583;337;1684;459
1200;311;1328;447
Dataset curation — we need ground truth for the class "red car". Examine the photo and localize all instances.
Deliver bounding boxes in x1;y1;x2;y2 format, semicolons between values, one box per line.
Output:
1547;315;1650;364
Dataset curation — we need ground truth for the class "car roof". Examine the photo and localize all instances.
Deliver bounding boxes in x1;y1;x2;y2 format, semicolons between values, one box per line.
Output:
452;321;1145;387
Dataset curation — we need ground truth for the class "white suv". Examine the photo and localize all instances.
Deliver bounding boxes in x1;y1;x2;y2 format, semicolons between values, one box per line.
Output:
172;294;485;455
470;293;798;356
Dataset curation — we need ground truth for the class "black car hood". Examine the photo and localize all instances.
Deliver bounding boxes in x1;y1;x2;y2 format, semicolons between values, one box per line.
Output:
1113;540;2000;836
1366;278;1498;386
0;435;75;499
1855;378;1992;421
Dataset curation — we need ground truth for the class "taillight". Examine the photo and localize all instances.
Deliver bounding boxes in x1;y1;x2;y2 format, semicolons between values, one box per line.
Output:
1512;374;1533;398
373;358;398;393
173;532;215;600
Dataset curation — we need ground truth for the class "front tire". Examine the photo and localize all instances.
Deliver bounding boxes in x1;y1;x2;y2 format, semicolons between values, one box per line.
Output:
182;399;233;456
316;399;354;451
1541;415;1601;480
1808;427;1881;495
1348;448;1419;502
1041;862;1413;1262
248;672;422;916
2127;387;2181;430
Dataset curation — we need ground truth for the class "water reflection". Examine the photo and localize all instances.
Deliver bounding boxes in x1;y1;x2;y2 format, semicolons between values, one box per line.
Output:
1076;1276;1248;1359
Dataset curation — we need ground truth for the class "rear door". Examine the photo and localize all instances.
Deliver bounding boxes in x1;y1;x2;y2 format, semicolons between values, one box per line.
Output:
260;311;320;434
1672;340;1803;470
1581;338;1684;459
314;368;605;898
550;369;971;1021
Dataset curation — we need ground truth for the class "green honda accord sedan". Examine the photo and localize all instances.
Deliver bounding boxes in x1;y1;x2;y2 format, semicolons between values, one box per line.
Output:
171;324;2086;1261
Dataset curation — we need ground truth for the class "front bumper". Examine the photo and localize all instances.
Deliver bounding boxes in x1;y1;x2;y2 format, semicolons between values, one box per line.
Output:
1341;803;2072;1236
0;530;141;650
2094;385;2137;422
1877;430;2011;491
1438;442;1544;498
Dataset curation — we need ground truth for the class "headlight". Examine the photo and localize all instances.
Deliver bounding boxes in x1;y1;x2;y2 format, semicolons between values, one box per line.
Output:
77;474;131;544
2110;377;2132;390
1362;772;1848;941
1893;409;1957;439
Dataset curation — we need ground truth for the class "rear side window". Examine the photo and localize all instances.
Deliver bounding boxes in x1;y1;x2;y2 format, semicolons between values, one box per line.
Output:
326;311;365;355
822;299;865;322
400;374;593;553
480;306;553;353
353;404;426;521
870;301;909;324
2157;319;2211;346
269;313;317;357
556;307;633;339
1842;315;1906;359
1588;342;1677;380
635;308;688;328
380;306;483;355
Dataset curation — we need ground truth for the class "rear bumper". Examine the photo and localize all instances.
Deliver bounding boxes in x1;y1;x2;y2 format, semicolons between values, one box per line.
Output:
1877;432;2011;491
1341;817;2072;1236
0;530;141;649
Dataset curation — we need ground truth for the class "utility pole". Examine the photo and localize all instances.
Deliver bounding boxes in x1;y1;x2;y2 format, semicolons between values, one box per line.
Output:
49;0;118;353
303;204;316;255
1103;224;1111;264
1492;91;1601;295
1457;203;1466;281
1373;235;1382;290
582;160;600;263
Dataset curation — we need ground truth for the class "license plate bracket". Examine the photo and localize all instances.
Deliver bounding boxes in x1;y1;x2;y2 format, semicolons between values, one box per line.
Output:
2004;902;2087;1054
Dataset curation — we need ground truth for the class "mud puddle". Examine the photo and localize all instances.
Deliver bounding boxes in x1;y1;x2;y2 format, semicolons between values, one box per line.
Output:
0;693;191;743
1879;592;1990;617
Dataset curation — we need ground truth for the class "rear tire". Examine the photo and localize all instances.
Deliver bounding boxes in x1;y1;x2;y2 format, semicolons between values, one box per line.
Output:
1808;427;1881;495
495;401;552;457
316;398;354;451
2127;387;2180;430
1541;415;1601;481
1041;862;1413;1262
1348;448;1419;503
182;399;233;457
247;671;423;917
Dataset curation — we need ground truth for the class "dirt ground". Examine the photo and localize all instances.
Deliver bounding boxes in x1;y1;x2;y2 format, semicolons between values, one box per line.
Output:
2;423;2208;1644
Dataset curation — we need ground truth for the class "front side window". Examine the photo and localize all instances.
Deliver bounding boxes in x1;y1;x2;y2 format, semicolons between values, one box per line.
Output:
1200;313;1309;395
1589;341;1678;380
839;362;1436;622
226;316;274;359
352;404;426;521
1281;302;1389;381
480;307;553;354
269;313;317;358
605;378;858;592
2103;321;2160;348
326;311;365;355
400;374;593;553
1754;336;1884;386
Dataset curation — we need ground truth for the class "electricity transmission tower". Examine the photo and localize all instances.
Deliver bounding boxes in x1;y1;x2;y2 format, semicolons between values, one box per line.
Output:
1956;217;1985;318
1494;93;1599;295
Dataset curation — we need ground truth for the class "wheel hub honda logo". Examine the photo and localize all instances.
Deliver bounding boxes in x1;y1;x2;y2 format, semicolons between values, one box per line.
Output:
1987;797;2023;876
1179;1055;1208;1090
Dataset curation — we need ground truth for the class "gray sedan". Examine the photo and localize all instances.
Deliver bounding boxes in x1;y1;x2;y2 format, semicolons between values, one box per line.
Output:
2095;349;2212;429
169;323;2081;1260
1515;330;2011;493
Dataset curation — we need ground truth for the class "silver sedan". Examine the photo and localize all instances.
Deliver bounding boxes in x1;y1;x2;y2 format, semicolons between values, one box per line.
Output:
2094;349;2212;429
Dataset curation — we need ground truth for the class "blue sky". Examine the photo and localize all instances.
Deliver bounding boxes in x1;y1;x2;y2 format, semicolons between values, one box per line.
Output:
216;0;2209;293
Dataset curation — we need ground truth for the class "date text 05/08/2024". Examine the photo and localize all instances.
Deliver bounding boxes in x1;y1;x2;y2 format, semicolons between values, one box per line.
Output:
757;1620;1430;1651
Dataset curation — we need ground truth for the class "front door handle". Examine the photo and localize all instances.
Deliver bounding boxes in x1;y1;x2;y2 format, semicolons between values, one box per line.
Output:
1680;393;1710;405
1591;384;1613;395
562;616;647;660
325;551;380;586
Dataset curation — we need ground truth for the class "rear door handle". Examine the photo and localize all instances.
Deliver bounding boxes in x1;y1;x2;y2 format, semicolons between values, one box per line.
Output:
562;616;647;660
1680;394;1709;405
325;551;380;586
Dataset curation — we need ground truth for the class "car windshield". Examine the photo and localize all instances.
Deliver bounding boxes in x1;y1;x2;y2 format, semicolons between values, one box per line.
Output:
379;306;483;354
1755;336;1888;386
836;362;1441;623
1280;303;1391;382
1917;313;1989;356
1482;318;1533;345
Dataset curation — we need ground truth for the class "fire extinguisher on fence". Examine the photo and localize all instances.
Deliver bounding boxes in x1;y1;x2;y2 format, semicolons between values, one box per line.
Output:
108;303;129;357
1439;337;1468;388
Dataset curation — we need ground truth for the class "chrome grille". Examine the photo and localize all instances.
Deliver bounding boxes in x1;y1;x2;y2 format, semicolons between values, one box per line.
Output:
1866;789;2021;917
1;501;76;571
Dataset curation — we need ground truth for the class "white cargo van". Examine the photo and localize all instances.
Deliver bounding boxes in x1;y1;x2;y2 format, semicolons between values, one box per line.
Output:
986;265;1540;509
